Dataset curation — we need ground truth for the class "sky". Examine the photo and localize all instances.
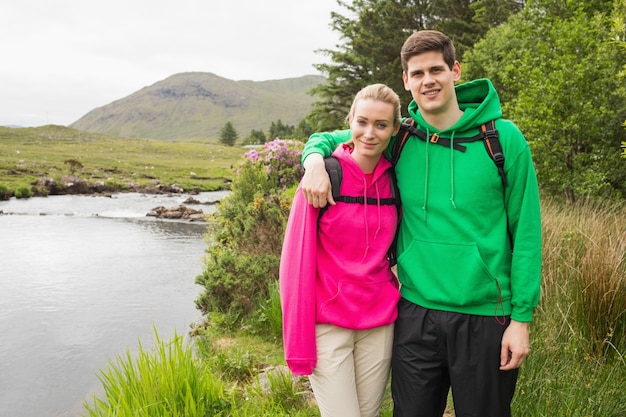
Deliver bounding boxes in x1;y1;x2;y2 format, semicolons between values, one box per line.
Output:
0;0;347;127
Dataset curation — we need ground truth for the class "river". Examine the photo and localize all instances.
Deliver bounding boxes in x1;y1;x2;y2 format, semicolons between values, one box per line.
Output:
0;191;228;417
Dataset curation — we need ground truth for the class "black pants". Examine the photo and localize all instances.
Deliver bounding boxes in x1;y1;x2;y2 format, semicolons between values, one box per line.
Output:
391;299;518;417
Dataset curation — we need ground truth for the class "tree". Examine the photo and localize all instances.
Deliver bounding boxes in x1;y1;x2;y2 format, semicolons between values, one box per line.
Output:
309;0;415;131
218;121;238;147
244;129;267;145
463;0;626;200
308;0;523;131
268;120;295;139
434;0;524;60
293;118;314;141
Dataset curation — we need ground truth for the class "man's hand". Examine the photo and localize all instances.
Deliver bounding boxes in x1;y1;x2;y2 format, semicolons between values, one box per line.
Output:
500;320;531;371
301;154;335;208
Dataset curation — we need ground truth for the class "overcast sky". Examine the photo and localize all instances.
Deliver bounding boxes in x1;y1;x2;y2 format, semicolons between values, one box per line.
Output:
1;0;347;127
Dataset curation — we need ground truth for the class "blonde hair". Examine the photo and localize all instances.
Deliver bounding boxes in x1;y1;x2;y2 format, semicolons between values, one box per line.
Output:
347;83;401;127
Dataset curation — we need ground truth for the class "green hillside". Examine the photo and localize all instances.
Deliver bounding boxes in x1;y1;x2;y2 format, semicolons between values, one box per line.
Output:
70;73;323;141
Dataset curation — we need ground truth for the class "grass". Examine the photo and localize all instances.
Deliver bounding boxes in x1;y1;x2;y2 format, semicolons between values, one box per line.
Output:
510;197;626;417
0;125;246;194
83;329;232;417
80;196;626;416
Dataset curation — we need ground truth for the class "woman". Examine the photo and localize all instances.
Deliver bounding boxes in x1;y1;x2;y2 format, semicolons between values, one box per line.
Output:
280;83;402;417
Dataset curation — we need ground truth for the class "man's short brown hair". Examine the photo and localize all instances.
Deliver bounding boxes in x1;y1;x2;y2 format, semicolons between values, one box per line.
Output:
400;30;456;72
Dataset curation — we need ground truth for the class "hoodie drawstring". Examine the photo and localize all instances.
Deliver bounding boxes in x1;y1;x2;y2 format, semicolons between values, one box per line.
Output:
422;128;430;224
361;175;370;263
361;175;384;263
374;182;382;239
449;131;457;209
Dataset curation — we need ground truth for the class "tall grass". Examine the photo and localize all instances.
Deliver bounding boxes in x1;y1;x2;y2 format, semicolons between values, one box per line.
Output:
512;197;626;416
83;329;231;417
539;197;626;357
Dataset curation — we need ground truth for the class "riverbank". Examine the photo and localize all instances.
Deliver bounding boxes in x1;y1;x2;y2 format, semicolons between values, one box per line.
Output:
0;124;246;197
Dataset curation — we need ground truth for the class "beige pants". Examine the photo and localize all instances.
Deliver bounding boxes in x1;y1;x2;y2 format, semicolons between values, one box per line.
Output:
309;323;394;417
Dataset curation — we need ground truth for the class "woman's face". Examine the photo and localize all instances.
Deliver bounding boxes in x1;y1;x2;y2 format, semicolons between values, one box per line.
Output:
349;98;398;160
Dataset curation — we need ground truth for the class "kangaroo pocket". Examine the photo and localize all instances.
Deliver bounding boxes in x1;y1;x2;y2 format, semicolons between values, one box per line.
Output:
318;279;400;329
397;239;498;307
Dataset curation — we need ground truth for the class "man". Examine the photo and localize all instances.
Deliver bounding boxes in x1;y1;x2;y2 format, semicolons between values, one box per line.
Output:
299;30;542;417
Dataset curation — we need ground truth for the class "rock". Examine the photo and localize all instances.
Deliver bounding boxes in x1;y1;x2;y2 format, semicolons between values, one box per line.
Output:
60;176;91;194
183;196;201;205
146;204;206;222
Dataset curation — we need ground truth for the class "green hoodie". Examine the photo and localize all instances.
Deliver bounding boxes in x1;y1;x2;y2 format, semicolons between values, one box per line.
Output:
302;78;541;322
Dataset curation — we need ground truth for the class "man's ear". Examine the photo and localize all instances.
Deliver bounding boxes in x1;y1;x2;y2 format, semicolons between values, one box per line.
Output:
402;71;410;90
452;61;461;82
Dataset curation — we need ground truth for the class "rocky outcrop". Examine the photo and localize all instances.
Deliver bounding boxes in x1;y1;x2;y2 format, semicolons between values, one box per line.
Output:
146;205;206;222
33;176;189;196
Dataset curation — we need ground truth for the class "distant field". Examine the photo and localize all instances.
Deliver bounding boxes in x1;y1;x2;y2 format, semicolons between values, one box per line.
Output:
0;125;247;193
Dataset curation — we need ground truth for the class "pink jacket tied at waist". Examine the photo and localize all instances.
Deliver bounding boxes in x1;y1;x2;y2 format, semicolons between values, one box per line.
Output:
280;144;400;375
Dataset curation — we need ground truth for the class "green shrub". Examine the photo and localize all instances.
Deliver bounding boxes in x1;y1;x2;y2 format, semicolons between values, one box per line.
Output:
13;185;33;199
195;139;303;325
195;249;280;317
0;184;11;200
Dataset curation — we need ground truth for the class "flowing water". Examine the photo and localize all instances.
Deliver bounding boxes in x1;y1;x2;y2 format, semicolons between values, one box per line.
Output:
0;191;228;417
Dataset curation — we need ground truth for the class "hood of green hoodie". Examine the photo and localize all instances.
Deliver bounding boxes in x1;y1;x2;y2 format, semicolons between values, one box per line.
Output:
406;78;502;135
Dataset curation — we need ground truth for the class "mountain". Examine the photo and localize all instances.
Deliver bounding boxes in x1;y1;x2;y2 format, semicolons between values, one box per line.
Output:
70;72;324;141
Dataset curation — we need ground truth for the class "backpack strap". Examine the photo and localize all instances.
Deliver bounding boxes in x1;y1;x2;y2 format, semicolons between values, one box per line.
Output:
390;118;507;188
390;118;416;166
319;156;342;219
480;120;507;188
391;118;470;165
324;156;342;201
336;195;397;205
319;156;400;220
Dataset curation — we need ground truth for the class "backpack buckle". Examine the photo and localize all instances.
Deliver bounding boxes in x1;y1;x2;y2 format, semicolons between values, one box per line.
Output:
430;133;440;143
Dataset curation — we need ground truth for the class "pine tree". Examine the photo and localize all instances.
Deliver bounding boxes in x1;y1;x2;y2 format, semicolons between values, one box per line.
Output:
218;121;238;147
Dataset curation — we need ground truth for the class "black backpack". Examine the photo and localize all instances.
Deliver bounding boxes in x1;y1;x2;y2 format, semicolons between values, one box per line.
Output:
390;118;507;188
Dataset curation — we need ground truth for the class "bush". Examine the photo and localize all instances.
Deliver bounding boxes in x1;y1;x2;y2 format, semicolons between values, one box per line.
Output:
195;139;303;326
0;184;11;200
13;185;33;199
243;139;305;192
195;249;280;317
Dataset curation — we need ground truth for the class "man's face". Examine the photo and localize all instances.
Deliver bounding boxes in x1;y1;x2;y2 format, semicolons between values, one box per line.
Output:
402;51;461;117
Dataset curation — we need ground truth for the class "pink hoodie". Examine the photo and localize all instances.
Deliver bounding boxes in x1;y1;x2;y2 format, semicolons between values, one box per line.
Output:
280;144;400;375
